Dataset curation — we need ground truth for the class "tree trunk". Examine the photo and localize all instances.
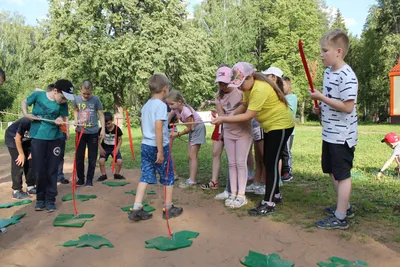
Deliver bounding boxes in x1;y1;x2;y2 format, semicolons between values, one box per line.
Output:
300;101;305;124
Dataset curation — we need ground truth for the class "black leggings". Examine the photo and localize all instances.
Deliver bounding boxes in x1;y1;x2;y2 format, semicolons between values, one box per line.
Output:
7;146;35;190
76;133;99;182
263;128;294;202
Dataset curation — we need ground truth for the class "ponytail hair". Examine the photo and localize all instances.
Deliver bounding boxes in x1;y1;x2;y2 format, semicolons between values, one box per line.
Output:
275;76;284;93
253;73;288;106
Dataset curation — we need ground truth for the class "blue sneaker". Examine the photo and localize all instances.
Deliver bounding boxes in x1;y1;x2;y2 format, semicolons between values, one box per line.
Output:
46;202;56;213
85;179;93;187
35;200;45;211
316;215;349;230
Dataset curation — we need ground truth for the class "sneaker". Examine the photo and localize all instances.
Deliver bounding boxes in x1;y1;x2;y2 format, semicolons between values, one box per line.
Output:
178;178;197;189
214;190;230;200
0;228;6;235
97;175;108;181
46;202;56;213
229;196;248;209
114;174;126;180
85;179;93;187
76;179;85;186
11;190;30;200
200;180;219;190
316;215;349;230
34;200;45;211
162;205;183;219
248;202;275;216
174;175;179;181
224;195;236;207
59;177;70;184
245;183;258;193
324;206;355;218
128;208;153;221
281;173;293;182
273;195;283;204
27;187;37;194
253;186;265;195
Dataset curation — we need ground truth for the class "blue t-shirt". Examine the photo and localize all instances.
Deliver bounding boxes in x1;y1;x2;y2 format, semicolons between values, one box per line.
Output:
73;95;103;134
141;99;169;147
26;91;68;140
285;94;297;135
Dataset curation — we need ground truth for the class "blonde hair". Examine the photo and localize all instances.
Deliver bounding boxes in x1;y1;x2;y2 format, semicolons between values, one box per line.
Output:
166;89;197;113
148;74;169;94
320;29;350;57
253;73;288;106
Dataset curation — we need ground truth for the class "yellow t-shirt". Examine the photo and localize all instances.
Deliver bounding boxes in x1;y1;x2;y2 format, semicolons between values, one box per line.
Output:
243;80;294;133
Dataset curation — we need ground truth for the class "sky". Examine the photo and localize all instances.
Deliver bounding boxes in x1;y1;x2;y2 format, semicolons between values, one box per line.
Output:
0;0;376;37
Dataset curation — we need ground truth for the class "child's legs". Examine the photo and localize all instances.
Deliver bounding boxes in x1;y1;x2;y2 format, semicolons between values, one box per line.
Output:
99;158;107;175
337;178;352;214
236;137;253;195
31;139;48;201
224;138;238;195
212;140;224;182
7;146;24;191
115;151;123;174
263;129;292;202
170;138;177;176
86;133;99;180
44;139;62;203
76;133;88;180
24;150;35;187
157;144;175;205
57;133;66;180
188;144;201;182
135;144;157;205
253;140;264;184
281;135;294;175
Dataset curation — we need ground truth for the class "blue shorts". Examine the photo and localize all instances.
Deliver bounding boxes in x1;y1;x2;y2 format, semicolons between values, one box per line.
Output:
140;144;174;186
99;147;122;161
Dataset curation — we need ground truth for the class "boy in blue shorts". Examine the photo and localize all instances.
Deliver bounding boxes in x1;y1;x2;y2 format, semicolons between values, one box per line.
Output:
310;29;358;229
128;74;183;221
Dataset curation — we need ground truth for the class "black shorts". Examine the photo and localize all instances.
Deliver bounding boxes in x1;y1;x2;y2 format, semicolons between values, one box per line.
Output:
100;147;122;161
321;141;355;181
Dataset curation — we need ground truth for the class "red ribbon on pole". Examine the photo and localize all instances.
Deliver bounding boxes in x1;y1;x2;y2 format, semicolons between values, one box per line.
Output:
124;108;135;160
112;118;118;174
298;40;319;108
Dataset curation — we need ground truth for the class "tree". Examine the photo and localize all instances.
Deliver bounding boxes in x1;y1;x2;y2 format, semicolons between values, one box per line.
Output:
330;9;348;33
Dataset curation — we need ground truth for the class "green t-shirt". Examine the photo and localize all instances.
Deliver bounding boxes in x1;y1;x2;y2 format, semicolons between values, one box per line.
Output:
26;91;68;140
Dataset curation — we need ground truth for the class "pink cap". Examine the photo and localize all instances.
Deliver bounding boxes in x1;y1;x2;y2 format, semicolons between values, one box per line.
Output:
215;66;232;84
229;62;255;88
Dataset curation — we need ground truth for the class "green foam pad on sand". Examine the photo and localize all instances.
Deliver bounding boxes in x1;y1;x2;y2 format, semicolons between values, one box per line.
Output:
62;193;97;202
0;199;32;208
350;172;369;181
145;230;199;251
59;234;114;249
0;213;26;228
240;251;294;267
53;214;95;228
317;257;367;267
124;190;156;195
102;181;130;187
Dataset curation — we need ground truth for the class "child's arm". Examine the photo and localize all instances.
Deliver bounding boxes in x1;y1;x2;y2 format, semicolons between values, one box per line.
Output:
74;106;79;126
21;99;39;121
98;110;105;138
377;155;397;179
172;116;194;138
309;90;355;114
98;130;105;156
64;117;70;140
231;102;248;116
216;103;225;117
117;128;123;151
14;133;25;166
155;120;164;164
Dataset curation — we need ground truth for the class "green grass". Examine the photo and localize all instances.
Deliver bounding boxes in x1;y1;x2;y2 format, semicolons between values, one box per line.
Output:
1;123;400;243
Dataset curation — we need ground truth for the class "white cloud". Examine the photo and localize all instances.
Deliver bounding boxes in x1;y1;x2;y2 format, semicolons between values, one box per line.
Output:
5;0;27;6
344;17;357;27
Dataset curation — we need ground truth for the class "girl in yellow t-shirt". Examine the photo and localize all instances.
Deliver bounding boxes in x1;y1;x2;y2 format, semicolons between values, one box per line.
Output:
212;62;294;216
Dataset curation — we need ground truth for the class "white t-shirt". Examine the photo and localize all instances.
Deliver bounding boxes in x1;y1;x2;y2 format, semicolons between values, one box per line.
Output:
392;144;400;157
320;64;358;148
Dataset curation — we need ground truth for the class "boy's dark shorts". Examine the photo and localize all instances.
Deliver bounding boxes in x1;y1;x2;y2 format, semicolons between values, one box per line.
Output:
322;141;355;181
99;148;122;161
140;144;174;186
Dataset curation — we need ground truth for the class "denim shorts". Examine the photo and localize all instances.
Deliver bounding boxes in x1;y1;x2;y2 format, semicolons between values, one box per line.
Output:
140;144;174;186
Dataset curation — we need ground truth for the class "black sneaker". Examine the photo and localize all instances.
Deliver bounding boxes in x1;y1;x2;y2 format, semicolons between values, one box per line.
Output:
46;202;56;213
316;215;349;230
114;174;126;180
11;190;30;200
97;175;108;181
162;205;183;219
128;208;153;221
34;200;45;211
324;205;355;218
273;196;283;204
27;187;37;194
248;202;275;216
281;173;293;182
59;177;70;184
85;179;93;187
76;179;85;186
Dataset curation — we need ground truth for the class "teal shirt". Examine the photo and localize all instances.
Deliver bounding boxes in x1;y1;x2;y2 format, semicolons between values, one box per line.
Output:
285;93;297;135
26;91;68;140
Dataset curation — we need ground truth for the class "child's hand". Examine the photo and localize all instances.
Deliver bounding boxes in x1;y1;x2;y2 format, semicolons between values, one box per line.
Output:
24;114;40;121
170;131;178;139
309;89;324;101
313;106;321;115
99;129;105;139
15;154;25;167
212;117;224;125
27;153;32;160
100;147;106;157
55;117;64;125
155;151;164;164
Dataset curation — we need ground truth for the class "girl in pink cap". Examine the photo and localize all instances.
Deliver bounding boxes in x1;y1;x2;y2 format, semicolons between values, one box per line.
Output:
212;62;294;215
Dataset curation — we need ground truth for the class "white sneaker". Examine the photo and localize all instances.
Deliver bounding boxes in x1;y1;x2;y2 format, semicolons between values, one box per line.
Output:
178;178;196;189
254;185;265;195
224;195;236;207
230;196;248;209
214;190;229;200
246;183;258;193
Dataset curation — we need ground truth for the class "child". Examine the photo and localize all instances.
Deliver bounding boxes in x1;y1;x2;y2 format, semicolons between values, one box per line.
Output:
167;104;179;180
310;29;358;230
377;132;400;180
212;62;294;215
97;111;125;181
21;79;74;212
262;67;284;92
281;76;297;182
128;74;183;221
73;80;105;187
167;90;206;188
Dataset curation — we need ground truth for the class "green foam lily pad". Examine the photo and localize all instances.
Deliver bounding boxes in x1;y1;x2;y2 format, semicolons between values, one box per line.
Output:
59;234;114;249
53;214;95;228
240;251;294;267
102;181;130;187
351;172;369;181
0;199;32;208
317;256;367;267
145;230;199;251
62;193;97;202
124;190;156;195
0;213;26;228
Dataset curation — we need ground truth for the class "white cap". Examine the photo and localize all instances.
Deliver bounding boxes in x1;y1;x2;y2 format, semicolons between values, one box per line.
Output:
262;67;283;78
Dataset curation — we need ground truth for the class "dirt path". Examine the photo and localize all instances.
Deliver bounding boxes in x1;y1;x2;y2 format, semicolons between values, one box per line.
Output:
0;146;399;267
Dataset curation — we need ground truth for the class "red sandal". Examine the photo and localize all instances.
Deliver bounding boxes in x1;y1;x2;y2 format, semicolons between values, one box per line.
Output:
200;180;219;190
